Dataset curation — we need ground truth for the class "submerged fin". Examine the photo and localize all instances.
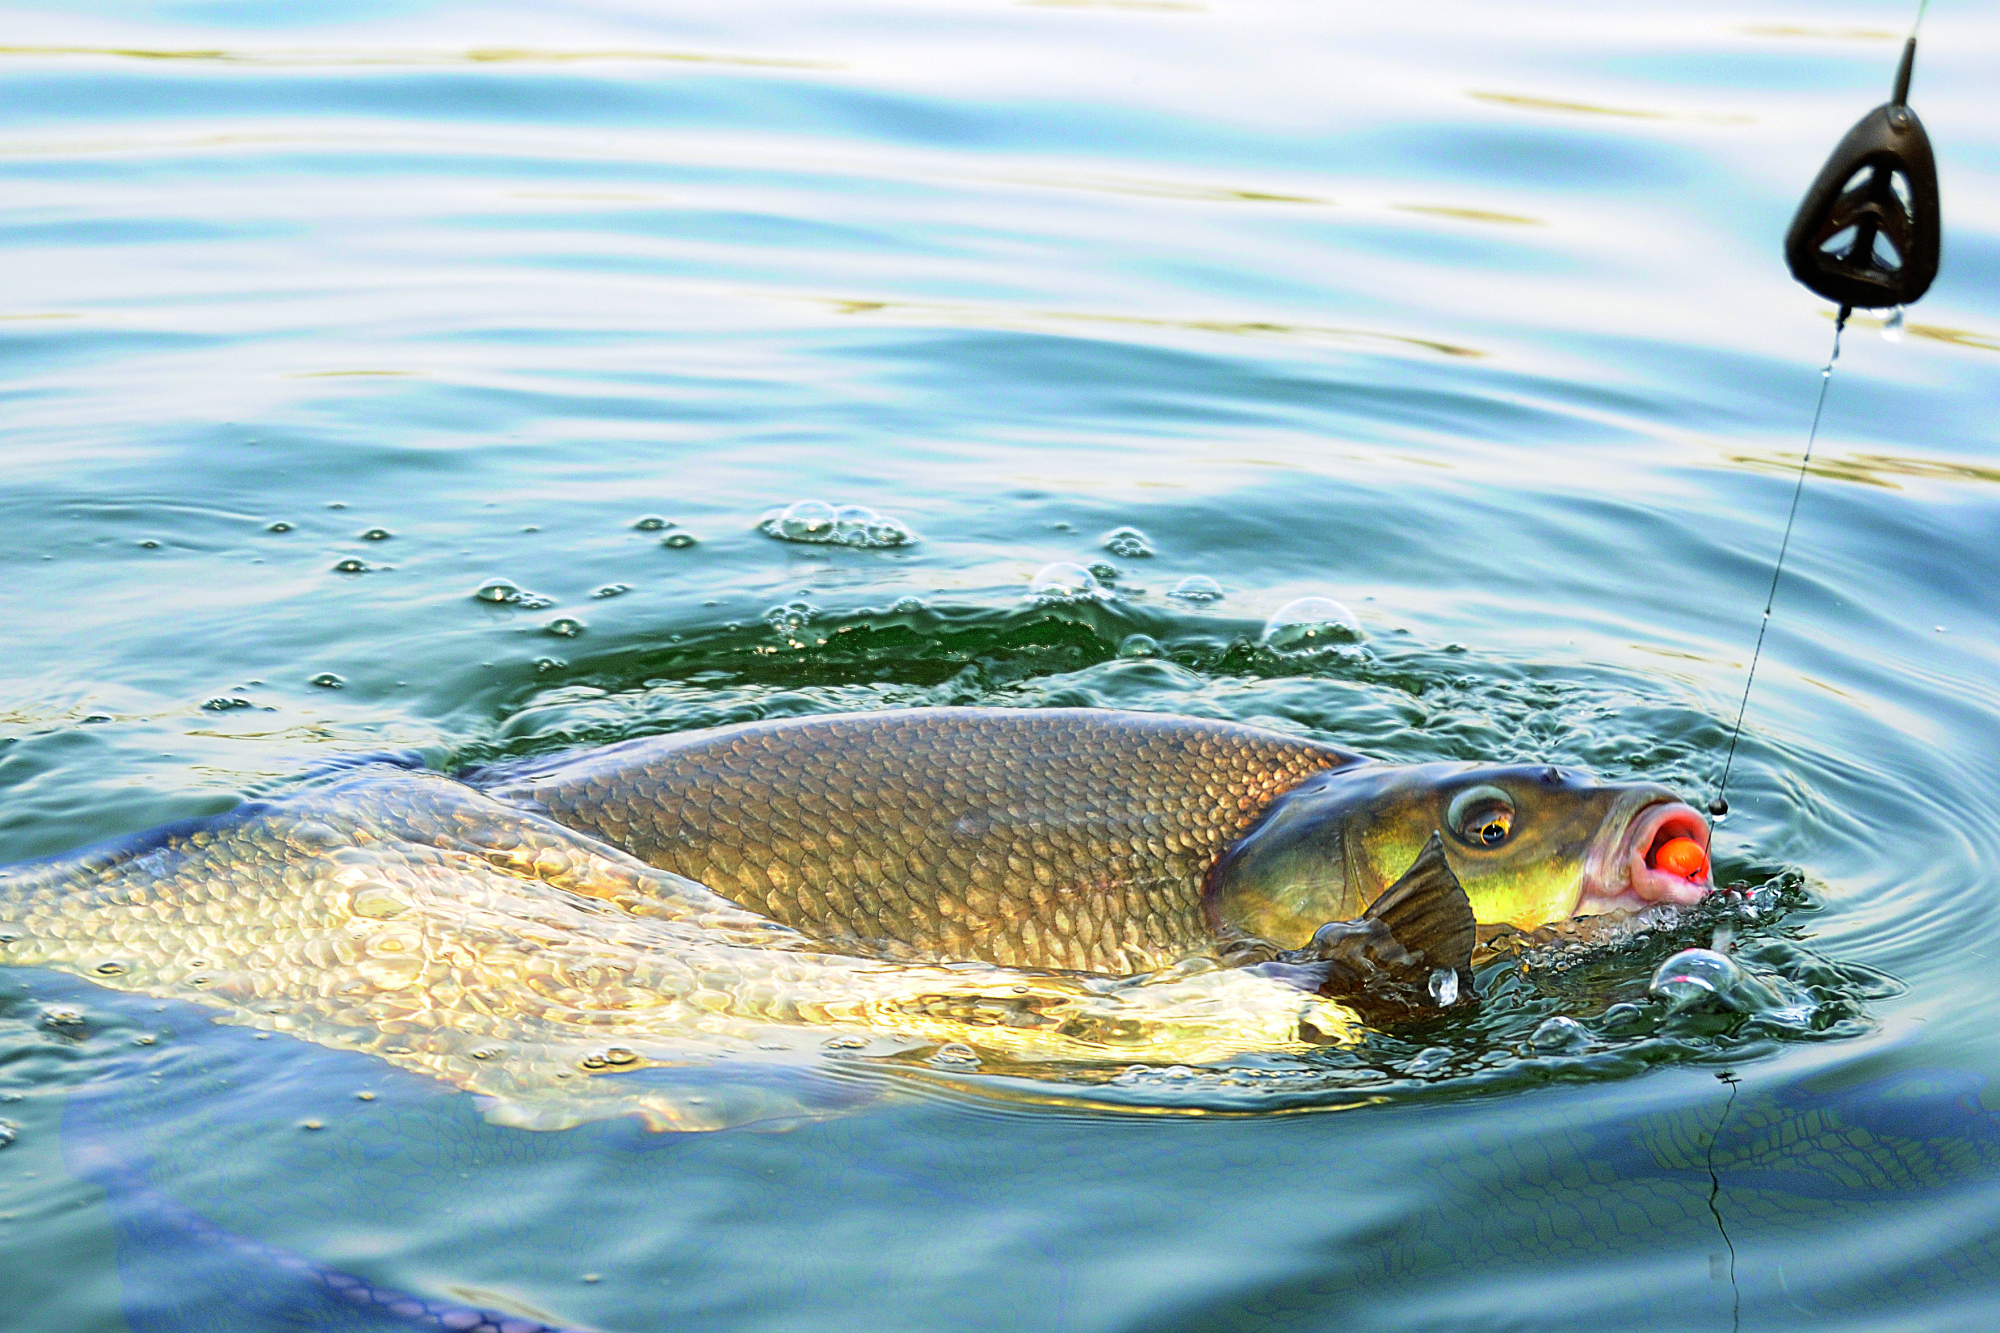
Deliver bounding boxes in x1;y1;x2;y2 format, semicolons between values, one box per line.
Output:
1246;831;1477;1024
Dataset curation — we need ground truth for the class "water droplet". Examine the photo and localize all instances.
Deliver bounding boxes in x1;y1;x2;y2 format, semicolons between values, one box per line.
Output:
592;583;631;599
1428;967;1459;1007
359;528;392;541
545;617;584;638
332;558;371;574
1117;633;1160;659
1882;305;1906;342
1101;526;1154;558
474;579;521;604
266;521;294;533
1530;1015;1589;1051
310;672;345;689
661;532;698;549
1260;596;1362;651
633;516;671;531
1168;574;1223;604
1028;561;1107;602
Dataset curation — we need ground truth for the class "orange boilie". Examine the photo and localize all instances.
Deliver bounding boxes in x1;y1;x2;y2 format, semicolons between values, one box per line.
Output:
1654;836;1709;881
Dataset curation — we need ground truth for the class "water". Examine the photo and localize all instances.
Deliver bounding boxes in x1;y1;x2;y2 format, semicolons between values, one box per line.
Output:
3;0;1999;1327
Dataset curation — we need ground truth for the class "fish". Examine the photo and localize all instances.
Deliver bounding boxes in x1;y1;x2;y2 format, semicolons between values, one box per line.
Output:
475;707;1713;972
0;707;1712;1127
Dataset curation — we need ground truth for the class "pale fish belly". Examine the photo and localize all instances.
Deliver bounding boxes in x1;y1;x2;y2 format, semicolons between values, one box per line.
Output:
0;764;1359;1129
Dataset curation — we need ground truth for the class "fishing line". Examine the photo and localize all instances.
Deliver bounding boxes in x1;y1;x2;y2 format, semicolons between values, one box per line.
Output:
1710;309;1847;820
1711;5;1943;821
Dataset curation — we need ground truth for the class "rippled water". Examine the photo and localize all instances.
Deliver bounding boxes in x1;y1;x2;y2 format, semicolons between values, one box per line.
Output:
5;0;2000;1328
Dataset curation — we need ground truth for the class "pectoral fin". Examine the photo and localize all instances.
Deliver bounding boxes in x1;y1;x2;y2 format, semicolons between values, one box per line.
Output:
1360;831;1477;979
1246;831;1477;1023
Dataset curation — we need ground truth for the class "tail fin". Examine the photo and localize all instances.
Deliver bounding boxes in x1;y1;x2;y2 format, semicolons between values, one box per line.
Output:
1362;832;1476;979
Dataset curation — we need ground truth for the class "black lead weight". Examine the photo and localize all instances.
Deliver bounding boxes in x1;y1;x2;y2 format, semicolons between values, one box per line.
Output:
1784;37;1942;310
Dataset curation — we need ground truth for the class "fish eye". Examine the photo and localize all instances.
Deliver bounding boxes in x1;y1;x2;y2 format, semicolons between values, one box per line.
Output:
1447;785;1515;849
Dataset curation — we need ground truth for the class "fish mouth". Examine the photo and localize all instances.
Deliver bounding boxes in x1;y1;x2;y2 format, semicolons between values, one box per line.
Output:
1574;792;1712;918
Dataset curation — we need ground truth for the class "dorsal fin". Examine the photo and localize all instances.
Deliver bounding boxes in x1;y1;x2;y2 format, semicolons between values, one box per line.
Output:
1362;832;1476;977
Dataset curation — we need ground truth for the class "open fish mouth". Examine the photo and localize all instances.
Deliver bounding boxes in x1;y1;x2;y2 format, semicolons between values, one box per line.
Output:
1575;792;1712;918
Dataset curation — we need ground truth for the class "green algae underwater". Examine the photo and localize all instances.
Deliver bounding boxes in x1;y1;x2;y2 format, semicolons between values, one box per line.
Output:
5;0;2000;1328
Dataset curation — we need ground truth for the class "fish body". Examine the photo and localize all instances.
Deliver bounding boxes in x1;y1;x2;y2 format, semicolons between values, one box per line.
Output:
476;708;1362;975
477;707;1710;969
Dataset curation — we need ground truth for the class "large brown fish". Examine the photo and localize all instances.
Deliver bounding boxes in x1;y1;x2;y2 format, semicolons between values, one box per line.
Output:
0;706;1712;1126
476;706;1711;976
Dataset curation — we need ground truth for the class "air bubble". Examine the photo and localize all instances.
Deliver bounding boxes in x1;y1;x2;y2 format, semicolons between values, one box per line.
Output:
359;528;393;541
760;500;914;548
534;657;566;674
1647;947;1779;1014
765;601;819;634
1168;575;1223;604
1428;967;1459;1007
592;584;631;599
201;697;253;711
267;521;294;533
1028;562;1108;603
545;617;584;638
0;1122;15;1150
310;672;345;689
138;539;161;550
777;500;835;540
633;516;671;531
474;579;522;604
1101;526;1154;558
1117;633;1161;659
891;596;928;615
1530;1015;1589;1051
662;533;698;549
1260;596;1363;651
927;1042;981;1069
333;558;371;574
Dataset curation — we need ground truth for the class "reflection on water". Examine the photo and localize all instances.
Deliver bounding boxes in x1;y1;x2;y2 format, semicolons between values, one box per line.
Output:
3;0;2000;1327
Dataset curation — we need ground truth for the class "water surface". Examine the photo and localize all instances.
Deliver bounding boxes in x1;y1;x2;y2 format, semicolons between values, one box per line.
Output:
4;0;2000;1328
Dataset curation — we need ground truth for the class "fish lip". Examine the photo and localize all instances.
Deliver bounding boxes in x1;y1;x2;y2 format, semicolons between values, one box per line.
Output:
1574;793;1712;918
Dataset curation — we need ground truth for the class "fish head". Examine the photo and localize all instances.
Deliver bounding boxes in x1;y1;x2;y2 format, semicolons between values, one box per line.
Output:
1206;761;1711;945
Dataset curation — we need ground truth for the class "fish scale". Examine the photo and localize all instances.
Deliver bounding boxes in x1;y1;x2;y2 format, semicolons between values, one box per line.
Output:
484;707;1356;975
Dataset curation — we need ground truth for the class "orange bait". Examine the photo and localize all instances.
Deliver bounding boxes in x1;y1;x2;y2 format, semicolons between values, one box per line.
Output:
1655;836;1709;881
